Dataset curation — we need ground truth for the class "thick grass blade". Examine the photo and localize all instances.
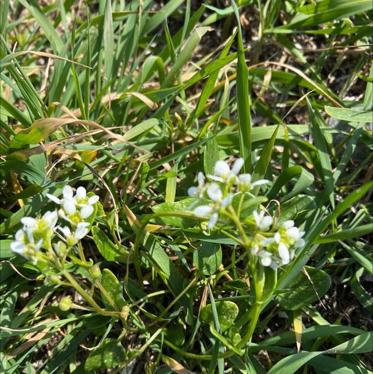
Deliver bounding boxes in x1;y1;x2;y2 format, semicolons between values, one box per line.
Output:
232;0;252;172
103;0;114;84
162;26;211;87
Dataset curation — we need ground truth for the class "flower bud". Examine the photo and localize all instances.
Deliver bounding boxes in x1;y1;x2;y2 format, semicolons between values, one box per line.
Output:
59;296;72;311
120;305;130;320
90;264;101;279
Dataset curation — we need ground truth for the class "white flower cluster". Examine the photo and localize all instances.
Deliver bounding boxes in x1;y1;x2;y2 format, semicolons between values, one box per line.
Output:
188;158;305;268
252;213;305;268
11;186;98;261
188;158;268;228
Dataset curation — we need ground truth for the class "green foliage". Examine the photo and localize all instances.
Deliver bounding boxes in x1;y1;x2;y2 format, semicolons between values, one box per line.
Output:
0;0;372;372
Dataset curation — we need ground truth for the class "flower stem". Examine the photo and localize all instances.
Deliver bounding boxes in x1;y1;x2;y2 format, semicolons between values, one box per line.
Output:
62;270;120;317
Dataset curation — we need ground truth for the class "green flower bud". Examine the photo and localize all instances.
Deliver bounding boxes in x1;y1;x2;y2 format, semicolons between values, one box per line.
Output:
90;264;101;279
59;296;72;311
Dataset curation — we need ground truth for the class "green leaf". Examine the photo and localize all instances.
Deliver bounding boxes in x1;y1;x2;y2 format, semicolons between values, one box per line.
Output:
0;239;13;258
200;300;239;332
84;339;126;371
101;269;126;310
309;355;370;374
325;106;373;124
280;0;373;29
152;198;196;228
350;268;373;313
278;266;331;311
315;223;373;244
268;332;373;374
91;227;127;263
193;242;222;276
162;26;211;87
144;235;185;295
103;0;114;82
204;136;220;175
253;124;279;180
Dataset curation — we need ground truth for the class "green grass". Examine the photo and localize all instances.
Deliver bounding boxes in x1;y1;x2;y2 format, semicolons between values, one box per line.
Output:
0;0;372;373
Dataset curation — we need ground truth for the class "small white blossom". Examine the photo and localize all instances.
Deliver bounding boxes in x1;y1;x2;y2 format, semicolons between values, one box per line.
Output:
188;172;206;198
194;205;213;217
48;185;99;224
278;242;290;265
210;158;244;183
21;210;58;233
11;228;42;258
58;222;89;246
253;210;273;231
207;183;223;201
238;173;269;192
258;250;272;267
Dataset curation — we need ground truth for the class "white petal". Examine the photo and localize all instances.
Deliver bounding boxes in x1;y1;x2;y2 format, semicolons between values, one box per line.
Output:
207;183;222;201
278;243;290;264
43;210;58;228
81;204;94;218
11;241;25;254
35;239;43;250
274;232;281;243
239;173;252;185
88;195;99;205
59;226;71;237
208;213;219;229
260;216;273;231
197;172;205;187
46;194;61;204
188;187;198;197
26;229;34;243
253;210;260;225
221;194;233;208
63;185;74;198
76;186;87;198
214;160;230;178
287;227;301;241
252;179;269;187
207;175;225;183
259;251;272;267
63;198;76;215
21;217;36;228
251;245;259;254
282;220;294;229
261;257;272;267
194;205;212;217
15;229;25;241
75;224;89;239
232;158;244;175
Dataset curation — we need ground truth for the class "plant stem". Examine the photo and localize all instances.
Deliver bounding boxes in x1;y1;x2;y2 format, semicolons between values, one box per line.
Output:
62;270;119;317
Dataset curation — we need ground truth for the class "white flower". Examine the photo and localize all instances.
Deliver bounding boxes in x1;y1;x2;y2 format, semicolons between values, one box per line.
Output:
21;210;58;233
194;205;213;217
278;242;290;265
238;173;269;192
207;183;223;201
207;213;219;229
258;250;272;267
11;228;42;257
209;158;244;183
188;172;206;198
59;222;89;246
48;185;99;223
253;210;273;231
